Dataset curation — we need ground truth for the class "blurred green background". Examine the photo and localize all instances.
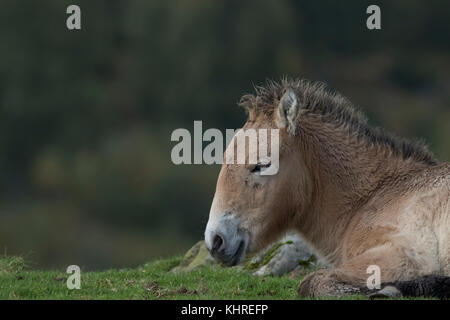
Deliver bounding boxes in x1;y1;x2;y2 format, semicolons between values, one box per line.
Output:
0;0;449;270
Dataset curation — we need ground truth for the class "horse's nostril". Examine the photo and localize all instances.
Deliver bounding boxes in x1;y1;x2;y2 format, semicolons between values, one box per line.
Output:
212;234;224;253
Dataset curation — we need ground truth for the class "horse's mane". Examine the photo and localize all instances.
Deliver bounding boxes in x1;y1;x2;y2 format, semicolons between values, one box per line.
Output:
239;78;437;166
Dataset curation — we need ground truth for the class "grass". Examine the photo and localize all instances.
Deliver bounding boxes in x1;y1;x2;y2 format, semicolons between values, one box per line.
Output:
0;255;371;300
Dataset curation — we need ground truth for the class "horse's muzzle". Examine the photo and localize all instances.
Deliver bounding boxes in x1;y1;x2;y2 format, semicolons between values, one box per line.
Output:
204;213;249;266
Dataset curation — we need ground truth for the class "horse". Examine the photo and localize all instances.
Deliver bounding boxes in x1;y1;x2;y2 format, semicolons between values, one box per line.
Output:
204;78;450;298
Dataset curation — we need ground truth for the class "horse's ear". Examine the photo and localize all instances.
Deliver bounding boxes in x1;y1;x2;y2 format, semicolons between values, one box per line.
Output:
238;94;256;121
276;88;300;135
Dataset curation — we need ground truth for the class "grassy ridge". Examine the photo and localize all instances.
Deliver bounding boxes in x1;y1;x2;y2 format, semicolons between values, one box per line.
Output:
0;256;368;300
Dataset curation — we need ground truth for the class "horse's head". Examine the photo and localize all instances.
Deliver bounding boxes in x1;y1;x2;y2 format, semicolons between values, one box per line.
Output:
205;88;312;265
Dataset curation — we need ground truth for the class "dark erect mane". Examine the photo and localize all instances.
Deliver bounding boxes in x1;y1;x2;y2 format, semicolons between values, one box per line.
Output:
239;78;437;166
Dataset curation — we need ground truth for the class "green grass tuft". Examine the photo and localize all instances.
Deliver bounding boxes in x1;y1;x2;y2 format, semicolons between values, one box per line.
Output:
0;256;26;274
0;255;422;300
262;241;293;266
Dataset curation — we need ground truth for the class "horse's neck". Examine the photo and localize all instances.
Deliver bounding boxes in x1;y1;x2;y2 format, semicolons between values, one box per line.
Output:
295;120;430;264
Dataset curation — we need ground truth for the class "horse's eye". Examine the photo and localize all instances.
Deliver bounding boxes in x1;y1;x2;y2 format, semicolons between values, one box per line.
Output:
250;162;271;174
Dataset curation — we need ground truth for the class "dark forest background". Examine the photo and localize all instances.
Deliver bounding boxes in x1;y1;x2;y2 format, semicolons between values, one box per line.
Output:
0;0;449;270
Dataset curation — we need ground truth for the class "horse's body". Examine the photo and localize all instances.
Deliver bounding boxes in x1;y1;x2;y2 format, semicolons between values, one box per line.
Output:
204;79;450;298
